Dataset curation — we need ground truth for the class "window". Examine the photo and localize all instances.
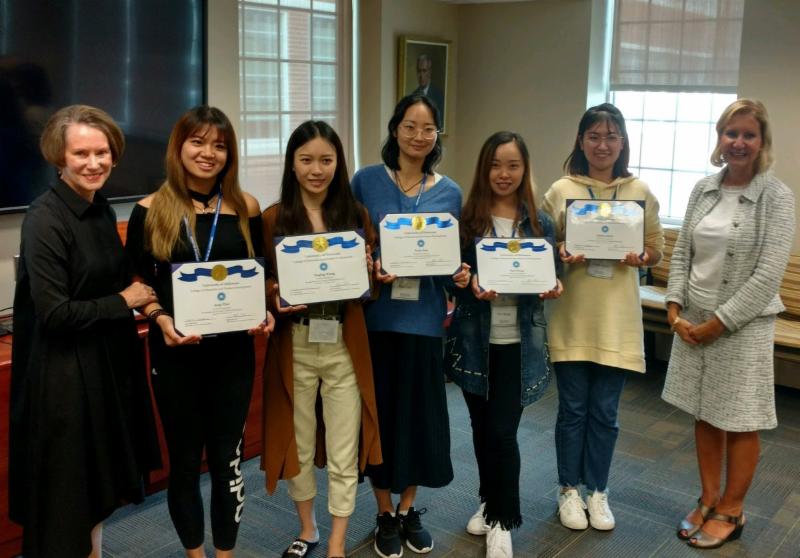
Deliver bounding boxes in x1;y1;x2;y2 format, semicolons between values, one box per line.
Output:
609;0;744;222
238;0;350;204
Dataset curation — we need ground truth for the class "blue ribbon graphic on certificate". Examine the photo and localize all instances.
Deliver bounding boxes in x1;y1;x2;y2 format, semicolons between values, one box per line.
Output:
178;264;260;282
384;215;454;230
565;199;645;259
479;241;547;252
280;235;359;254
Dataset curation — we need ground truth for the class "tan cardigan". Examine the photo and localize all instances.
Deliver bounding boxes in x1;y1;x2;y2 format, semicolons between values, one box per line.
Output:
260;204;382;493
542;175;664;373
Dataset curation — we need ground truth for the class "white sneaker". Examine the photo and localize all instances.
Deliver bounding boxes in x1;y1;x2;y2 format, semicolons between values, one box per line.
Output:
557;488;588;530
486;524;513;558
466;502;490;535
586;490;615;530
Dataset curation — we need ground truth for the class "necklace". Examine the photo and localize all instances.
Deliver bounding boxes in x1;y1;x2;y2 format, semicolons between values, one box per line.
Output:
189;187;220;214
394;171;425;193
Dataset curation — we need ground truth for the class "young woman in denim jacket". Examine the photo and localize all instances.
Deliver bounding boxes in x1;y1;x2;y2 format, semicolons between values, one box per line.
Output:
445;132;562;558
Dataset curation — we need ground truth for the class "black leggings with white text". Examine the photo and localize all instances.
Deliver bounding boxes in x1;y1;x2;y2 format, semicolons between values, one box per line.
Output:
150;333;254;551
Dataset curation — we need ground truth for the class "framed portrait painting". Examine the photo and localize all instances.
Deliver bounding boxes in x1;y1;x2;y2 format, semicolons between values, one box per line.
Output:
397;36;450;133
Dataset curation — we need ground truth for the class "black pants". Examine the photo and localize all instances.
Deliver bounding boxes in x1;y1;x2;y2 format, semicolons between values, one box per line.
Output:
462;343;523;529
150;333;254;551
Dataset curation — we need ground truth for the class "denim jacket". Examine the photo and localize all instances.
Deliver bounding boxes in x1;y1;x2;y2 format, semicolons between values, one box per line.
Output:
444;207;559;406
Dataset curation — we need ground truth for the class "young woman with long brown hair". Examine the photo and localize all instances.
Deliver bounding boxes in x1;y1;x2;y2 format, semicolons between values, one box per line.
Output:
126;105;272;558
445;131;561;558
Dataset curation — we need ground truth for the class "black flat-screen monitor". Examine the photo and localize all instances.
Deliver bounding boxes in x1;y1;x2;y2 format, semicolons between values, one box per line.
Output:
0;0;206;213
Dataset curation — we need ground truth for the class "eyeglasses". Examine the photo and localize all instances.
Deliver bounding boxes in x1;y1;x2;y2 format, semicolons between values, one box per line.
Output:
583;133;623;146
398;122;439;140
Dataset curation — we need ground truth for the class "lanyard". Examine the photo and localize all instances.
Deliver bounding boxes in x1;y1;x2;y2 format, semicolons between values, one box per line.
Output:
587;185;619;200
183;190;223;262
413;173;428;211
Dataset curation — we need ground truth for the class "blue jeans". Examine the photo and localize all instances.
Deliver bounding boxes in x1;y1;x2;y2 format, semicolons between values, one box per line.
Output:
554;361;627;492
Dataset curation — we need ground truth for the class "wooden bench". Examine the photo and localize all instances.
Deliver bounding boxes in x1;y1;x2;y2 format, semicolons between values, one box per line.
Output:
640;228;800;382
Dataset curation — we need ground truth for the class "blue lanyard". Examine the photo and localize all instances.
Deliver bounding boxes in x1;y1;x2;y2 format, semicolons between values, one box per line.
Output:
413;174;428;211
183;190;223;262
587;185;619;200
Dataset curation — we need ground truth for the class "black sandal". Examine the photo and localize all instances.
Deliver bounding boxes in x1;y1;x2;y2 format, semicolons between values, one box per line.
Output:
282;538;319;557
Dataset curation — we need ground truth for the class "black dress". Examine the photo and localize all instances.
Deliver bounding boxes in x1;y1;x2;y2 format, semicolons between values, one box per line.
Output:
9;181;161;558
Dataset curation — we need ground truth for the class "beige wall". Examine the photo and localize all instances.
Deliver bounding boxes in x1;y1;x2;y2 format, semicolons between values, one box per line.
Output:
452;0;592;195
357;0;459;176
1;0;799;310
739;0;800;252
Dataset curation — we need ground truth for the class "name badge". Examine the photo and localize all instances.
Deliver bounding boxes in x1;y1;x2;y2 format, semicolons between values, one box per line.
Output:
587;259;615;279
308;318;339;343
391;277;421;301
491;305;518;327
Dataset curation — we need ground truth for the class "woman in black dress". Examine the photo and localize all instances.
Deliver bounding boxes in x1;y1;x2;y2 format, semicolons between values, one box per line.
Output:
125;105;273;558
10;104;161;558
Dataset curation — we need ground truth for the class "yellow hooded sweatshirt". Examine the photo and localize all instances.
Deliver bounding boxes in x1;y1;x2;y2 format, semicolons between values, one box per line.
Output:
542;175;664;373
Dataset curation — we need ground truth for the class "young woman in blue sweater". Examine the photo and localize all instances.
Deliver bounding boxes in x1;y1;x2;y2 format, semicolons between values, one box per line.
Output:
445;132;562;558
351;94;469;558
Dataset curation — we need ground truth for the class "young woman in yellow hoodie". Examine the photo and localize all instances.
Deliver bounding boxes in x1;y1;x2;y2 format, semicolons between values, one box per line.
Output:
542;103;664;532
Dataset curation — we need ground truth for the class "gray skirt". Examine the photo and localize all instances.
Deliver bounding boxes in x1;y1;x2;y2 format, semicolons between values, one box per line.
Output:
662;305;777;432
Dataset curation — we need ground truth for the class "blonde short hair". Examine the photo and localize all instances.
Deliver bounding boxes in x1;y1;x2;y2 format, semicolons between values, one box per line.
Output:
39;105;125;168
710;98;773;174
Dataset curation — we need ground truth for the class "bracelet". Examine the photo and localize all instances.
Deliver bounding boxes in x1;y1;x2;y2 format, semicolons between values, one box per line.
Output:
147;308;170;321
670;316;683;331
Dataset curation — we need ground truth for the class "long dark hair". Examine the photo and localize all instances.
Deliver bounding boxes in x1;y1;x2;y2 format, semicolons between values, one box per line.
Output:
381;94;443;174
276;120;361;235
461;131;541;245
563;103;631;179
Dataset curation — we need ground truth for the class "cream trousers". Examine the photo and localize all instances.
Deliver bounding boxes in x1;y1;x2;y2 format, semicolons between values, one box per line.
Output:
287;323;361;516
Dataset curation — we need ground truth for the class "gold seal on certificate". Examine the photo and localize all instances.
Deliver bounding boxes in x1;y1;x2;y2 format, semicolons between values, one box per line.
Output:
171;258;267;336
211;264;228;281
379;212;461;277
565;199;645;260
475;237;557;294
274;230;370;306
312;236;329;252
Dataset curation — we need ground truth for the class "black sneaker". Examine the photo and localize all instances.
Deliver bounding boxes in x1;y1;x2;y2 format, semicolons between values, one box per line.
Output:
374;512;403;558
399;506;433;554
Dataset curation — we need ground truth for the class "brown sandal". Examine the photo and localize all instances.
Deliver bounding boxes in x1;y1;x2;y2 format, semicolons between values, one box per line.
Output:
687;512;745;549
676;497;715;540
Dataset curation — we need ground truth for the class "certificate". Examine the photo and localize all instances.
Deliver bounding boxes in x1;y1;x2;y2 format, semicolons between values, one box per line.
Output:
565;199;645;259
274;230;370;306
171;258;267;336
475;237;557;294
379;212;461;277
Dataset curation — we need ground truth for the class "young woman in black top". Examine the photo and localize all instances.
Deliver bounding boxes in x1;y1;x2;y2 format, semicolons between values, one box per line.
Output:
126;106;273;558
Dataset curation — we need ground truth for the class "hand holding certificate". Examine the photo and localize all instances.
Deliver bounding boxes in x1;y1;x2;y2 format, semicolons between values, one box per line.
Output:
171;258;267;336
565;199;645;260
274;230;370;306
379;212;461;277
475;237;557;294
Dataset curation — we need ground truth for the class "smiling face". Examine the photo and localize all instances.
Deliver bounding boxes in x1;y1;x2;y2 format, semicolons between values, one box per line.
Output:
293;136;337;205
579;120;624;179
180;125;228;190
489;141;524;201
395;101;437;163
719;113;762;178
60;123;113;202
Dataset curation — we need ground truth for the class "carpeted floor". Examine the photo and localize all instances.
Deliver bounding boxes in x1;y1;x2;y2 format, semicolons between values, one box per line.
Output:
103;361;800;557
